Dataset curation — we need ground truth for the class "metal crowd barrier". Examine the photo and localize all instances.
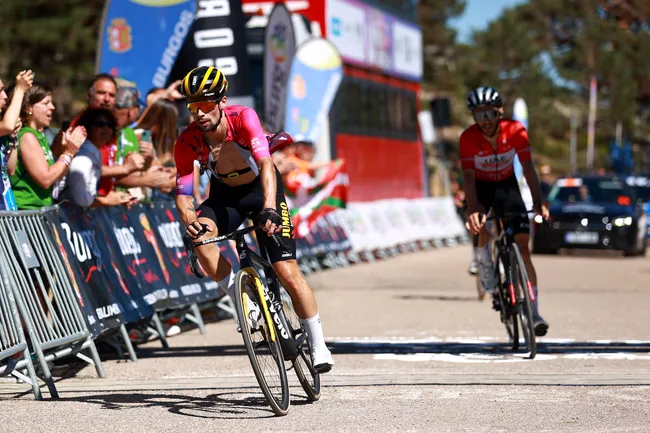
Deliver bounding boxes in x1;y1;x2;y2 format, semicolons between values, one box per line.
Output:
0;210;104;399
0;259;42;398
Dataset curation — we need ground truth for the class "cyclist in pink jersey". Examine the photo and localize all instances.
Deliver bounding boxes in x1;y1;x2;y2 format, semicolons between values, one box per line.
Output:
460;86;550;336
174;66;333;372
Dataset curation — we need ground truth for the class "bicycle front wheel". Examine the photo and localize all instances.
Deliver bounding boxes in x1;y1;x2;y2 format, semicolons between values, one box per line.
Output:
280;288;321;401
511;245;536;359
234;269;290;416
496;251;518;350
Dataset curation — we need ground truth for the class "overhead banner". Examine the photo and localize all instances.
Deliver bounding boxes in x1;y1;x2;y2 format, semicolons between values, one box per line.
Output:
264;3;296;132
326;0;422;81
167;0;254;108
96;0;197;96
284;37;343;143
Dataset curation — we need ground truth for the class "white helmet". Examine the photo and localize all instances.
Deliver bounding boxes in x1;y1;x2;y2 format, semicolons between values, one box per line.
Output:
467;86;503;111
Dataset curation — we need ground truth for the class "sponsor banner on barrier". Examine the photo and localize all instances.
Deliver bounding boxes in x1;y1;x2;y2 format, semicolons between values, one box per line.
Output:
101;205;173;311
167;0;254;106
283;37;343;143
334;197;466;254
264;3;296;132
45;212;107;337
46;208;134;334
96;0;197;96
147;204;208;304
90;208;158;321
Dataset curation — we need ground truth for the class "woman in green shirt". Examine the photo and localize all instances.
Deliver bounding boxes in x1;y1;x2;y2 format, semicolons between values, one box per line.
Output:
10;83;87;210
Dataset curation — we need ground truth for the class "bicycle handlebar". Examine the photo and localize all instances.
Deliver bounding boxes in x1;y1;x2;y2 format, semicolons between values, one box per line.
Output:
191;225;289;251
183;224;290;279
484;210;536;221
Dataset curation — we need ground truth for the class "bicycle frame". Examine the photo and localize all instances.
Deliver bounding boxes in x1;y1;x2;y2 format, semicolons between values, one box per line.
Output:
233;231;302;361
493;222;518;307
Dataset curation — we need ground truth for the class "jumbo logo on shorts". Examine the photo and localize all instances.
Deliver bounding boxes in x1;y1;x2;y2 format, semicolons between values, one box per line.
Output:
280;202;291;238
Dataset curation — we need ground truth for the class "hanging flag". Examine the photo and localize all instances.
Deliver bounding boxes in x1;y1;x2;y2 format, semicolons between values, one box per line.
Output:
264;3;296;132
96;0;197;96
285;159;349;237
284;37;343;143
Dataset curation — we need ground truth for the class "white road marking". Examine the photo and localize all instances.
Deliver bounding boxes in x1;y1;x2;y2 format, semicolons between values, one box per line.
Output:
329;336;650;363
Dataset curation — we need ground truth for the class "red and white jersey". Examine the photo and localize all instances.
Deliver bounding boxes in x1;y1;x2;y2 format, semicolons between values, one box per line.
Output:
459;119;532;182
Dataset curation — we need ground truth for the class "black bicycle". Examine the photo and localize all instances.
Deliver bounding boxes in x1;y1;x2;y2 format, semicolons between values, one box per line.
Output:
185;223;320;416
487;212;537;359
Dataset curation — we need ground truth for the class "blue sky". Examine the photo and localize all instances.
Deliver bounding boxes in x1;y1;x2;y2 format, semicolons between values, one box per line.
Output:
449;0;527;43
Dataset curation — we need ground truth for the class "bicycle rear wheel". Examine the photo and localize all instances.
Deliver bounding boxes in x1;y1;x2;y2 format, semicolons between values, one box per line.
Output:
511;246;537;359
234;269;290;416
280;288;321;401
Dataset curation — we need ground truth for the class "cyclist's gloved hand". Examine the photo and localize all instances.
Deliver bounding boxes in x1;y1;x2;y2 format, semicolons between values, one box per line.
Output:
466;210;486;235
257;208;282;236
186;220;211;239
533;201;550;221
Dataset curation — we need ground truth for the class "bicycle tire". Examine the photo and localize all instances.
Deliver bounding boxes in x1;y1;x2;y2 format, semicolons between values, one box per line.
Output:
234;269;291;416
496;250;518;350
280;288;321;401
511;245;537;359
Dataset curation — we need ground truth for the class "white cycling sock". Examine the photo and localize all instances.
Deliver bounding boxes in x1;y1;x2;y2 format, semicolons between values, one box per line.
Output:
300;313;326;352
532;285;539;316
217;271;236;300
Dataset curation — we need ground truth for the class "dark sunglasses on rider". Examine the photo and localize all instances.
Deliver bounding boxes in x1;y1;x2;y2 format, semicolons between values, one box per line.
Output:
473;109;499;122
93;119;115;129
186;99;220;115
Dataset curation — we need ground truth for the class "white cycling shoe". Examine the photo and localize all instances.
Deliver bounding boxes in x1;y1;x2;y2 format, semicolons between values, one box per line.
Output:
311;347;334;374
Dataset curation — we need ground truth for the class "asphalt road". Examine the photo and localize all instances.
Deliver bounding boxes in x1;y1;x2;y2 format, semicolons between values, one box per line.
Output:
1;245;649;432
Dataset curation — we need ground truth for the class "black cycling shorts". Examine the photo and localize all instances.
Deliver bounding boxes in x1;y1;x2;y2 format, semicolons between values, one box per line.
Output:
475;175;529;235
196;167;296;263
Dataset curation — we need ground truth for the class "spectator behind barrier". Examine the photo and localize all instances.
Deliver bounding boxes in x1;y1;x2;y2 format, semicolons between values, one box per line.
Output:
52;74;141;199
10;83;86;210
134;99;178;201
0;71;34;210
283;141;330;185
135;98;178;167
58;109;134;208
111;87;175;201
145;80;183;107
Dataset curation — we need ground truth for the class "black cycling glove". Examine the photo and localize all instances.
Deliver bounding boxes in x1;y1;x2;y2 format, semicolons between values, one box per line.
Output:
257;208;282;227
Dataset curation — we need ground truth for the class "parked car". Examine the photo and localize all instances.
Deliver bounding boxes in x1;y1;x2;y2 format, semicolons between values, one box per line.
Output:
625;175;650;239
533;175;647;256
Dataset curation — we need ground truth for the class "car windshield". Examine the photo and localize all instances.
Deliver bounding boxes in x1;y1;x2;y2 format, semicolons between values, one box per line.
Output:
548;178;634;204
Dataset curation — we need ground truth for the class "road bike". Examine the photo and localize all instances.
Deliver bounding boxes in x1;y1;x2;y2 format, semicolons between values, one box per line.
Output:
185;223;320;416
487;212;537;359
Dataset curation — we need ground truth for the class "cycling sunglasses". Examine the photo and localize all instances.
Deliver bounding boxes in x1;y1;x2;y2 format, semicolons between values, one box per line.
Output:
186;99;220;115
473;109;499;121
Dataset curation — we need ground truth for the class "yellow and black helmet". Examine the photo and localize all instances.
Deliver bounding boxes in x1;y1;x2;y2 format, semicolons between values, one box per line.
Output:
180;66;228;100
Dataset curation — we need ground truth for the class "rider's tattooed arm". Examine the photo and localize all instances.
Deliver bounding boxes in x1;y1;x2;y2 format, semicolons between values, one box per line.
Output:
176;194;198;227
258;157;277;210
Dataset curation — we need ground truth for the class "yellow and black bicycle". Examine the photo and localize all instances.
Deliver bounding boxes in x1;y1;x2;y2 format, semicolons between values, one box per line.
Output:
186;223;320;416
